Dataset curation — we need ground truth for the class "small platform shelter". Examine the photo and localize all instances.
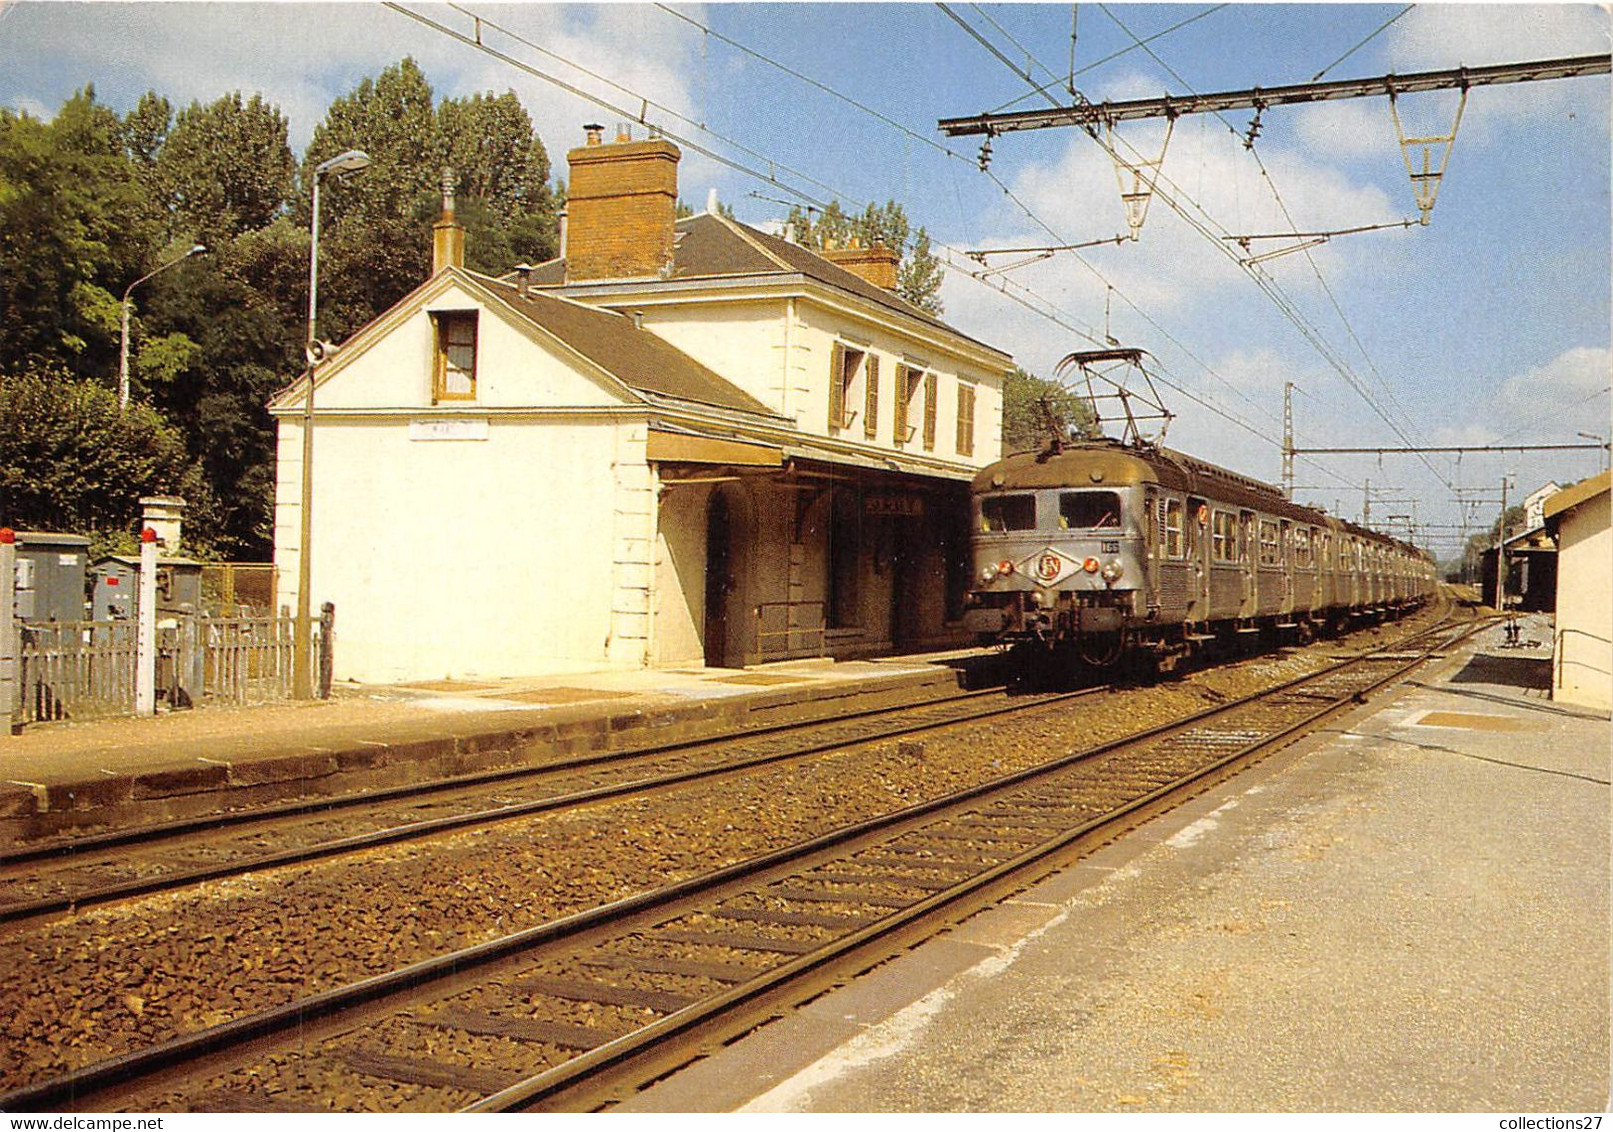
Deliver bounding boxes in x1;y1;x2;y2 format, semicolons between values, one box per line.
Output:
1543;472;1610;712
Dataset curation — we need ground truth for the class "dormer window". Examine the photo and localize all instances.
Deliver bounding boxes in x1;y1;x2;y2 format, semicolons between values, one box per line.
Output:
432;310;478;401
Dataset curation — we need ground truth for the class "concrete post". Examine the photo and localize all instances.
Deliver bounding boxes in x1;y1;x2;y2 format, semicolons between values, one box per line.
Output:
0;529;16;732
136;527;158;715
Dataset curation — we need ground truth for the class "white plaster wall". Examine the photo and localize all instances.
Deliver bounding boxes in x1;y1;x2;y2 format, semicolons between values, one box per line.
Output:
636;296;1007;469
632;301;791;416
274;414;632;684
1554;496;1611;711
790;302;1006;467
314;283;625;411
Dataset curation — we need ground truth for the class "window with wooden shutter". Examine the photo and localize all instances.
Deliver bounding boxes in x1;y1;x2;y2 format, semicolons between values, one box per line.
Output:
828;343;864;432
893;366;912;448
863;355;880;439
432;310;478;401
828;342;846;431
955;383;975;456
921;371;937;450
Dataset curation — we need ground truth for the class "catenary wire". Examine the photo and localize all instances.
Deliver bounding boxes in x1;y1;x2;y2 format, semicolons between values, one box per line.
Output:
394;2;1363;499
1097;4;1456;493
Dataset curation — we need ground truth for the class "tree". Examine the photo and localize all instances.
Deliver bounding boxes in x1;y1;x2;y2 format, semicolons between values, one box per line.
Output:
436;89;557;273
0;65;562;558
156;92;296;243
121;91;171;182
138;217;310;557
306;60;560;338
0;366;208;544
786;199;945;315
1001;367;1099;453
0;89;161;376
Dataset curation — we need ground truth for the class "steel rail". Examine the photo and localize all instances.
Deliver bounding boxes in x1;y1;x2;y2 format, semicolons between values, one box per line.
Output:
938;53;1611;135
0;685;1100;923
0;682;1013;867
0;609;1470;1113
476;618;1481;1111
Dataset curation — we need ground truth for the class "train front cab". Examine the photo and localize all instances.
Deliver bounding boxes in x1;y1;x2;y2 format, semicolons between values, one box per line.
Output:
965;481;1145;648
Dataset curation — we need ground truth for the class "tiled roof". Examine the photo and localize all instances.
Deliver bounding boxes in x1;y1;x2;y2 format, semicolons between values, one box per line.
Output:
478;275;781;419
507;214;997;352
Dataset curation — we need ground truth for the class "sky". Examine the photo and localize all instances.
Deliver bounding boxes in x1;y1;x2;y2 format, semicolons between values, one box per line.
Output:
1;1;1607;559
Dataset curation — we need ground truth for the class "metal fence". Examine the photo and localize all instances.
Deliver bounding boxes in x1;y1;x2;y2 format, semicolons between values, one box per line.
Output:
14;609;329;726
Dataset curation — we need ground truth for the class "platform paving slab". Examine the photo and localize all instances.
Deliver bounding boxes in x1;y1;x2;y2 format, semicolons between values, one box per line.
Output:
622;613;1609;1112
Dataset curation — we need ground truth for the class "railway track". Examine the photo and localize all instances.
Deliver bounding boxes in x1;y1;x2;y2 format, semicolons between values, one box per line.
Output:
0;684;1107;923
0;608;1478;1113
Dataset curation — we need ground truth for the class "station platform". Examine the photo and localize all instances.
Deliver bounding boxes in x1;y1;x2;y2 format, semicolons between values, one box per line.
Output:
623;611;1611;1112
0;651;979;847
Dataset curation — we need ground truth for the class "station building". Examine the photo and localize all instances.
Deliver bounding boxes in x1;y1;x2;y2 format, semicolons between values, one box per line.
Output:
270;127;1014;684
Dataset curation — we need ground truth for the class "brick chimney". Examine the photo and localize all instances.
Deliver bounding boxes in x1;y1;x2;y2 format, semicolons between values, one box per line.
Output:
821;239;901;292
432;167;465;274
565;124;681;282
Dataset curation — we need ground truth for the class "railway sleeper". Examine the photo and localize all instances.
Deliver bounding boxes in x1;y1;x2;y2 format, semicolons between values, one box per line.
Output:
507;974;698;1014
651;927;819;955
580;952;761;984
765;883;907;906
342;1048;522;1094
908;827;1040;847
798;870;957;892
415;1005;635;1050
715;905;872;930
843;852;979;874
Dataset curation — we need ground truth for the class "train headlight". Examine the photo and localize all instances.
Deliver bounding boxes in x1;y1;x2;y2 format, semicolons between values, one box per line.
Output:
1101;560;1124;584
997;560;1016;576
1082;557;1100;574
980;563;998;583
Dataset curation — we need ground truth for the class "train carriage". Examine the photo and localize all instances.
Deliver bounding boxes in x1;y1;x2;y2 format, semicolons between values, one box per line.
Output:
964;438;1436;670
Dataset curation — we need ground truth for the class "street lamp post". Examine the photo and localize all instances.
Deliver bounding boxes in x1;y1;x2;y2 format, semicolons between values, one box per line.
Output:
119;243;206;411
293;148;371;700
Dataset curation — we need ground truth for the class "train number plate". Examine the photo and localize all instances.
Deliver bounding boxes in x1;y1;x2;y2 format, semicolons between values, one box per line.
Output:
1101;540;1121;554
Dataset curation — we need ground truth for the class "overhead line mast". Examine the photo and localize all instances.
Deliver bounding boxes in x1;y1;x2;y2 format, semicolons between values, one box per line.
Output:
938;53;1610;135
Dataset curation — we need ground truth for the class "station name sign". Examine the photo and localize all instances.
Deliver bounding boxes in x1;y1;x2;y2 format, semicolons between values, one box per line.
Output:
864;493;924;517
409;419;490;442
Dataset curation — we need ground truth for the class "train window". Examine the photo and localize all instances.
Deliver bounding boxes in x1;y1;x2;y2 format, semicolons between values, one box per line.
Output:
1258;520;1281;566
1058;491;1121;530
980;494;1037;532
1211;510;1237;562
1295;527;1314;568
1162;498;1185;558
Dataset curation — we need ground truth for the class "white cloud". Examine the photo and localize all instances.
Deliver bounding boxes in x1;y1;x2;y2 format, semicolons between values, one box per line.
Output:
7;95;50;119
0;3;707;160
1490;344;1613;440
1386;4;1611;135
1389;4;1610;71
